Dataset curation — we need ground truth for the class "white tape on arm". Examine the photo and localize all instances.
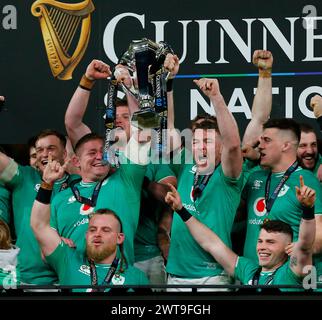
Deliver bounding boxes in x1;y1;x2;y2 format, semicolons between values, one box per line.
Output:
0;159;18;183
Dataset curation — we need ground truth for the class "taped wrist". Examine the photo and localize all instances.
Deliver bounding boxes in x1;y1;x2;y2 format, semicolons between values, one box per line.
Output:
176;206;192;222
259;69;272;78
79;74;96;91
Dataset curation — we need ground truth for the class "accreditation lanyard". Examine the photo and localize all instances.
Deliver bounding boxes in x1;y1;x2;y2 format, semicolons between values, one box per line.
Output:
70;178;105;207
89;257;119;291
264;161;298;214
192;163;219;201
251;265;281;286
192;173;213;201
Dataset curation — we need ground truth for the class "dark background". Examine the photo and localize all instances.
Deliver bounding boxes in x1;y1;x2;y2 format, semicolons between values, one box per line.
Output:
0;0;321;155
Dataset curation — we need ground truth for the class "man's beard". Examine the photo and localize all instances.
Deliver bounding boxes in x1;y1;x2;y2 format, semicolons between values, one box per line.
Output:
86;243;116;263
298;153;318;170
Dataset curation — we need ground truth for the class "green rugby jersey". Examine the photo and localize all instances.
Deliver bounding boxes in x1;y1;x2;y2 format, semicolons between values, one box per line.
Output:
243;166;322;262
166;149;243;278
4;163;79;284
50;160;146;265
46;241;149;291
235;256;303;291
311;154;322;285
134;163;175;262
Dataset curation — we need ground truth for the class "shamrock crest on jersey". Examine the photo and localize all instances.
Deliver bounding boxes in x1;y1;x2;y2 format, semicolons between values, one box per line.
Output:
79;265;90;276
111;273;125;285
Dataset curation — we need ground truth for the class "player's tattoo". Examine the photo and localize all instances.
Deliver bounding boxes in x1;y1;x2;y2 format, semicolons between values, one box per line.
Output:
290;256;298;267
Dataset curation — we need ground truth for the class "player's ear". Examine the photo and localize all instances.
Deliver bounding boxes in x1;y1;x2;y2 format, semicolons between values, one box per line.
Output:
117;233;125;245
71;154;80;168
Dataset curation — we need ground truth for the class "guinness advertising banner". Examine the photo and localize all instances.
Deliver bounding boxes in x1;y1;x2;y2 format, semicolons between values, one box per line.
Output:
0;0;321;143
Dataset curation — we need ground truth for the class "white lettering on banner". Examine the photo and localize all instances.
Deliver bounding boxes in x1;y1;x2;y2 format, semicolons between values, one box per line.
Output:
216;19;255;63
103;12;145;64
191;86;322;120
151;20;168;43
190;88;255;120
303;17;322;61
102;14;322;64
195;20;211;64
261;18;298;61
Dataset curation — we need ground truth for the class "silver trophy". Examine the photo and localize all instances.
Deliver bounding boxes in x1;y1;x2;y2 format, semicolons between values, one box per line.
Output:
118;38;173;129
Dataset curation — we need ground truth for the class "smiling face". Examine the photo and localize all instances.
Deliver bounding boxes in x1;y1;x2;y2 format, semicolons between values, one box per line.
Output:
257;229;291;271
86;214;124;263
192;128;221;174
76;138;110;182
35;135;66;174
297;131;318;170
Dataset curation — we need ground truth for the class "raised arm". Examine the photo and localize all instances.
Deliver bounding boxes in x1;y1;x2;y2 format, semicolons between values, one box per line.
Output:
290;176;316;276
163;53;182;152
65;60;111;147
193;78;242;178
310;94;322;134
310;95;322;182
30;154;68;256
242;50;273;147
164;53;179;130
0;152;12;177
165;183;238;275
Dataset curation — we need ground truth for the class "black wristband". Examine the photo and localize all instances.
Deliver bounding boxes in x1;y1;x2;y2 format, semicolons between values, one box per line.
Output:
302;206;315;220
166;78;174;92
176;206;192;222
36;187;53;204
317;116;322;131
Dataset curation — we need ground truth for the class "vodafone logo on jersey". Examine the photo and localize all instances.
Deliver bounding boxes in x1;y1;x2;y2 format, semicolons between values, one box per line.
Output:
253;197;267;217
80;204;94;216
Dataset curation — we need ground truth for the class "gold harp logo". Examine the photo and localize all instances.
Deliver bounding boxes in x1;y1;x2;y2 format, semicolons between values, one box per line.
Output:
31;0;95;80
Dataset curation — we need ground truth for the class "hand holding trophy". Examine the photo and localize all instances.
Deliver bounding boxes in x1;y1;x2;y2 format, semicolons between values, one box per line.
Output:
103;38;174;164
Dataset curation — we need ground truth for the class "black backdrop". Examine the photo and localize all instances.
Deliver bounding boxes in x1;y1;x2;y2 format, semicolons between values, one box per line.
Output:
0;0;322;144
